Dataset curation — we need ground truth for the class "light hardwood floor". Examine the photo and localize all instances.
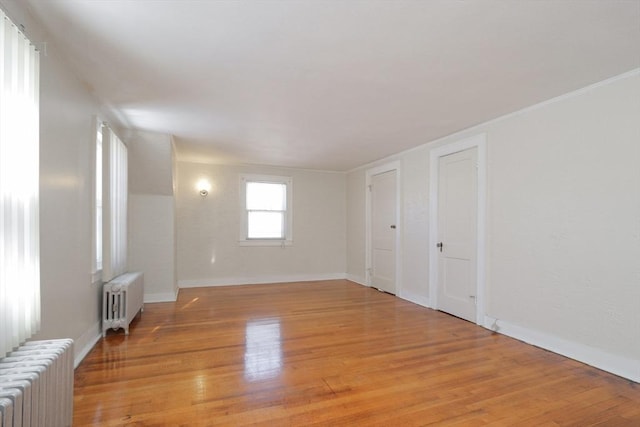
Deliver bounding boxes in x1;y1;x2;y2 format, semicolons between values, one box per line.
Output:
74;280;640;426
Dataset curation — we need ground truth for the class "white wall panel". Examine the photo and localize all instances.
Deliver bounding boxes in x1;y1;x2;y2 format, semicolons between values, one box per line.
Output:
128;130;177;301
129;194;176;302
390;149;429;305
346;171;366;283
127;131;174;196
484;72;640;361
0;0;107;363
176;163;346;285
347;71;640;373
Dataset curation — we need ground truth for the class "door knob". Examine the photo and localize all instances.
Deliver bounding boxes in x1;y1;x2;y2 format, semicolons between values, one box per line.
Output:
436;242;443;252
390;225;396;229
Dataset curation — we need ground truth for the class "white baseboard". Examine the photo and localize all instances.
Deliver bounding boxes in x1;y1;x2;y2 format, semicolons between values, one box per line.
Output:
74;320;101;369
179;273;347;288
345;274;368;287
144;290;178;303
484;316;639;383
399;289;430;308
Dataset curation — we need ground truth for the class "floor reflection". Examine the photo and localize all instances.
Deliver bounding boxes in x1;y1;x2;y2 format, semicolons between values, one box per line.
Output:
244;319;282;381
193;374;207;400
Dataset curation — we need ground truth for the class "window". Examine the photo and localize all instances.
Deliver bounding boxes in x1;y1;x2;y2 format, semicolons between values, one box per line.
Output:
92;118;103;281
0;10;40;357
240;175;292;246
101;125;128;281
91;121;127;284
247;181;286;239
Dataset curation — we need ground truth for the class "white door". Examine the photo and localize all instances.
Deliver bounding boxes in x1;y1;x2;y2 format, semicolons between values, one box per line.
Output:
436;148;478;322
371;170;397;294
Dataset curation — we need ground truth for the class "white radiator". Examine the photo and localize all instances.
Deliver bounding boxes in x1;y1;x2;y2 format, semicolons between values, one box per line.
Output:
102;271;144;337
0;338;74;427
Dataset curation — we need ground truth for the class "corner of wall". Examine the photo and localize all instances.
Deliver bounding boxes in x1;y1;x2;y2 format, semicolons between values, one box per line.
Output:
345;274;368;287
144;291;178;303
398;290;430;308
482;316;640;383
73;321;102;369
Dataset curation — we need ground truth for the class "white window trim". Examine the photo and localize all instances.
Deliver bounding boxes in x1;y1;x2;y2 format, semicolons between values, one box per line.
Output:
239;174;293;246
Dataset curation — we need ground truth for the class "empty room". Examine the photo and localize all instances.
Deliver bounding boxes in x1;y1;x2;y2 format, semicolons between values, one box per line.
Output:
0;0;639;425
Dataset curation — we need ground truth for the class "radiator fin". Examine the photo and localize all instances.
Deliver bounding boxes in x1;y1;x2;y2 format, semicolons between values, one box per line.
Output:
0;338;74;427
0;397;15;427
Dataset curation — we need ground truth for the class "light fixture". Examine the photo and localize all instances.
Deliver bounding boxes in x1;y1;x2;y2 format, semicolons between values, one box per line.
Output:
196;179;211;197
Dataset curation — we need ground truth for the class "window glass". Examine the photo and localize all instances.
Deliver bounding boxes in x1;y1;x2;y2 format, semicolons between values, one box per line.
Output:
248;211;284;239
240;175;292;245
247;182;286;211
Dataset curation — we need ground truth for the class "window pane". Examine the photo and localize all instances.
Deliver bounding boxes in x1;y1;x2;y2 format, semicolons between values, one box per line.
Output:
248;211;284;239
247;182;285;211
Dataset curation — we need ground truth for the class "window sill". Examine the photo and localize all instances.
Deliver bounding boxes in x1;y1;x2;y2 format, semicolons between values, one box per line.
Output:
239;240;293;247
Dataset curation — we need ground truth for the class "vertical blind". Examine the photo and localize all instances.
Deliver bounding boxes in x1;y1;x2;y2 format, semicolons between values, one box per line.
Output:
0;10;41;357
95;122;103;272
102;126;128;282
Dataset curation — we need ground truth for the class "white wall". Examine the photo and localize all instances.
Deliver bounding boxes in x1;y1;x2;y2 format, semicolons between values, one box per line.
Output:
127;130;175;196
128;131;177;302
0;0;109;364
346;171;366;285
177;162;346;286
129;195;176;302
347;71;640;381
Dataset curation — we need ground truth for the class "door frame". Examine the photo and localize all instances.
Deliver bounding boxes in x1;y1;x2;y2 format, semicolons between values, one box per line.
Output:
366;161;401;293
428;134;487;325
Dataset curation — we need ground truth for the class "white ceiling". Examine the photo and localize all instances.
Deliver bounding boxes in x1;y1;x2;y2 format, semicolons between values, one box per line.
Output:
24;0;640;171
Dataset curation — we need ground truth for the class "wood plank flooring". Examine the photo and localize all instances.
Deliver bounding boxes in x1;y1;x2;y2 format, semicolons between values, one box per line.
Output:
74;280;640;426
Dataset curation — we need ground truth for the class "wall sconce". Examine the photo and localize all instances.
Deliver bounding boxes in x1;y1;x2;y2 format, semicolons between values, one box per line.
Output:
196;179;211;197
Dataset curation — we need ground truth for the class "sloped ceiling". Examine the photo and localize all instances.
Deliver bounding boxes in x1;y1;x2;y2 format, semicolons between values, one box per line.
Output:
23;0;640;171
